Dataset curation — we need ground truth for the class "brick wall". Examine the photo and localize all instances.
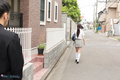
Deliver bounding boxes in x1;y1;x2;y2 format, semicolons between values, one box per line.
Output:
39;0;62;44
20;0;29;28
29;0;41;48
20;0;42;48
44;0;62;28
20;0;62;48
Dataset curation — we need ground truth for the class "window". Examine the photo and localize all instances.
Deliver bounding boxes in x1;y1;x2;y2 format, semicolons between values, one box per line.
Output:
55;6;57;20
47;0;52;21
40;0;46;25
54;2;58;22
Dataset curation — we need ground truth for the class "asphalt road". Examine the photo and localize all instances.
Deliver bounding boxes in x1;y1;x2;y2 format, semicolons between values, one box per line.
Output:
46;30;120;80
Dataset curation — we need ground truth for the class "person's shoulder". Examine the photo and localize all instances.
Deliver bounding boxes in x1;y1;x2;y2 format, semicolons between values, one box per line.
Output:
3;29;18;39
0;29;19;45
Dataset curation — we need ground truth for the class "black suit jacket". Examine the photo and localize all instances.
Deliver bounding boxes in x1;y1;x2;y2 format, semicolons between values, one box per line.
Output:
0;24;24;80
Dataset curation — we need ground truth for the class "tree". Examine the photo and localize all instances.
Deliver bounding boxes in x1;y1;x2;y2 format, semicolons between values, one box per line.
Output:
62;0;81;22
93;18;99;32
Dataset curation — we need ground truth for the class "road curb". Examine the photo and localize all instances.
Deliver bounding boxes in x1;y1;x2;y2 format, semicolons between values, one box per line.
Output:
98;32;120;41
108;37;118;41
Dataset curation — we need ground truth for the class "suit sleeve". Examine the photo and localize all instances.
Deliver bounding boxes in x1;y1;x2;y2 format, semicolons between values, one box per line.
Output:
8;34;24;80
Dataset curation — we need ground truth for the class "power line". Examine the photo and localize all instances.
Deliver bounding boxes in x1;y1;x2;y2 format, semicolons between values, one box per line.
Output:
79;3;94;9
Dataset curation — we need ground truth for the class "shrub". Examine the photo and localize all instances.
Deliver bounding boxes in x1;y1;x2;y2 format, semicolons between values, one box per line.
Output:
38;43;46;49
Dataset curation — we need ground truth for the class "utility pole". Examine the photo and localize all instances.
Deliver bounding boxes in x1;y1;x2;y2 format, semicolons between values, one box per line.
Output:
95;0;98;32
106;0;107;4
93;4;95;30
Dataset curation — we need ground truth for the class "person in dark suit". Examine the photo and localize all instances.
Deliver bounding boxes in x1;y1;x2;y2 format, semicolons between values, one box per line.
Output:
0;0;24;80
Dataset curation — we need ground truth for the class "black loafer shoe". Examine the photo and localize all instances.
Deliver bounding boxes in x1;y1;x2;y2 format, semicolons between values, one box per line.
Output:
75;59;77;62
77;62;79;64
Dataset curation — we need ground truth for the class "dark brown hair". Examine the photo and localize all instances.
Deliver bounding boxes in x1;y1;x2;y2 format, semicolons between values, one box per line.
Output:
77;24;82;38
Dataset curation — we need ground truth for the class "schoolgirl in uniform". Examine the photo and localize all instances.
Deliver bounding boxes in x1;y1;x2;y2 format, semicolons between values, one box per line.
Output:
74;24;85;64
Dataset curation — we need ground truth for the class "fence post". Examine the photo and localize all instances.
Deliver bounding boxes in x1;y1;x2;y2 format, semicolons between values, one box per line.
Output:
63;23;66;41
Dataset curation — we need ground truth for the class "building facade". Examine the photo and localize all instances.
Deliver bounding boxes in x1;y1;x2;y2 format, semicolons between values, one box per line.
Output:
7;0;62;50
99;0;120;33
99;9;106;33
105;0;119;32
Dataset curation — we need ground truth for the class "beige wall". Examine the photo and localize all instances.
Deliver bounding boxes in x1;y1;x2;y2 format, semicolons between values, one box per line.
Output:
106;2;118;9
105;1;119;32
118;3;120;16
106;8;116;31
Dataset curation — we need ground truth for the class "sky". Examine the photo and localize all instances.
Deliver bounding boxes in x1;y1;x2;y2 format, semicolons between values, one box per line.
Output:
77;0;106;22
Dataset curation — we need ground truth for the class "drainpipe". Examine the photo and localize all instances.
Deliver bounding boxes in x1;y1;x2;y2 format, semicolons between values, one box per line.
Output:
111;18;114;36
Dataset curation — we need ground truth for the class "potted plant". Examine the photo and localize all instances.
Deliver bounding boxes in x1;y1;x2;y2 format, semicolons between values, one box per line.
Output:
38;43;46;55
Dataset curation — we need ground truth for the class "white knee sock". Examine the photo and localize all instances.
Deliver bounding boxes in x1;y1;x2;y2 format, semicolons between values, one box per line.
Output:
76;53;78;60
77;53;81;62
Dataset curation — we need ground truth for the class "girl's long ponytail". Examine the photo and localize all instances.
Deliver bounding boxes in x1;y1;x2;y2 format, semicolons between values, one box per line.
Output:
77;24;82;38
77;27;80;38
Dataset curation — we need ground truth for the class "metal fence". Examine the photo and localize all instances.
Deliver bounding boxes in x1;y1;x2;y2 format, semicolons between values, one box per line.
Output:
5;28;32;64
46;27;65;51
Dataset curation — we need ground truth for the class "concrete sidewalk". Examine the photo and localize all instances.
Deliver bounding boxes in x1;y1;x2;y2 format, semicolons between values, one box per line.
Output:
40;41;72;80
46;30;120;80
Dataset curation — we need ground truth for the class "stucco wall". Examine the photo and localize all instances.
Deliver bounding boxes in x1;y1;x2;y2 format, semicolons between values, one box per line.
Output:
106;8;116;31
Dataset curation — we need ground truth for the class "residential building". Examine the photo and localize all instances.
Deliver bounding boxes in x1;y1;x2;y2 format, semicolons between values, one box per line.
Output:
99;8;106;33
98;11;103;20
7;0;62;52
6;0;63;79
99;0;120;34
105;0;119;32
7;0;22;27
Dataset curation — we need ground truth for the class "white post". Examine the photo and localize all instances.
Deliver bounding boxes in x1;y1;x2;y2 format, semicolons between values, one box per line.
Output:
111;19;114;36
63;23;66;41
119;23;120;35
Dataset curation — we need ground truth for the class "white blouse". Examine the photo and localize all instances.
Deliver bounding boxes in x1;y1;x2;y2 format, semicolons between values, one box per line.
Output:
74;29;85;39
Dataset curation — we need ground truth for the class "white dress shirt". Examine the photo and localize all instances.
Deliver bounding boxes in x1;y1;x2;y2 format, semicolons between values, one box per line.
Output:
74;29;85;40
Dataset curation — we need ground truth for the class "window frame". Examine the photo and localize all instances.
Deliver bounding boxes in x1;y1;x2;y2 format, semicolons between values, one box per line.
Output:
40;0;46;25
47;0;52;22
54;1;58;23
